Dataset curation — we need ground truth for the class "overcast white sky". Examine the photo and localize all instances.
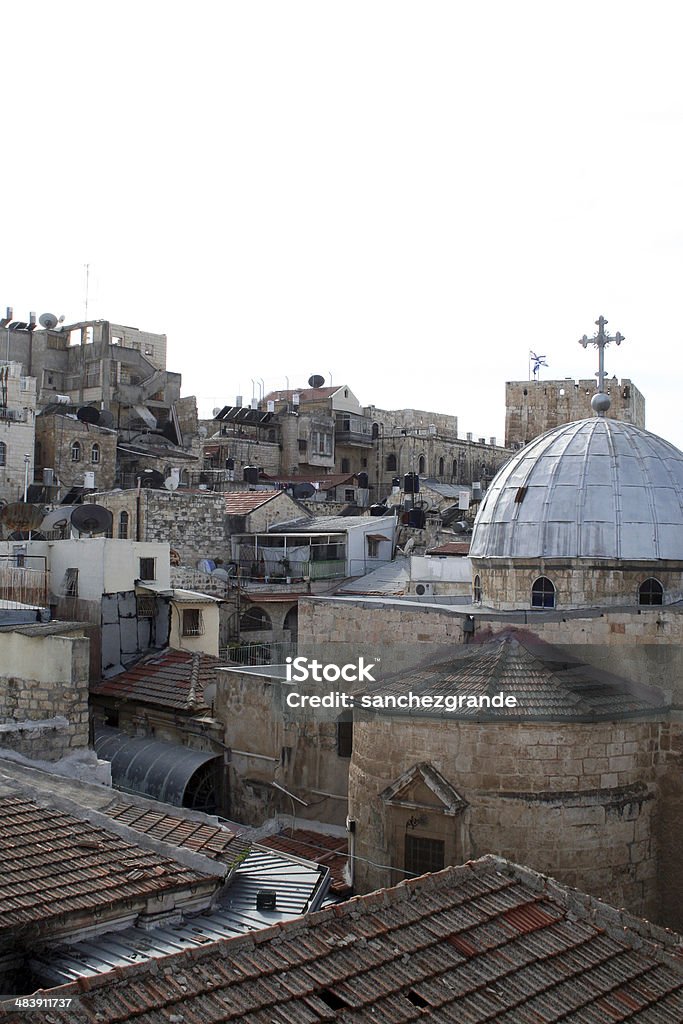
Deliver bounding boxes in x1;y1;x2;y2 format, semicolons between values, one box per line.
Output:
3;2;683;446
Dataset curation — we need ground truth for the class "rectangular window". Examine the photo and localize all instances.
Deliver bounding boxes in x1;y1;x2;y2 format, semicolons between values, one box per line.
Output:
336;719;353;758
139;557;156;581
404;835;445;876
367;538;380;558
298;438;307;453
182;608;204;636
136;594;156;619
63;568;79;597
344;489;355;502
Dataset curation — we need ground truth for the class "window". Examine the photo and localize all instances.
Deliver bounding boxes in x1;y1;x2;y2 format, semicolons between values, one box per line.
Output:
71;441;81;462
0;441;5;467
63;568;79;597
144;345;155;358
386;453;397;471
91;443;100;464
337;714;353;757
418;455;426;474
139;557;156;580
341;457;350;473
639;578;663;606
136;594;155;618
438;457;445;477
367;537;380;558
298;438;308;453
531;576;555;609
283;606;298;634
452;459;458;479
119;511;129;539
404;835;444;876
473;574;481;603
240;607;272;632
344;488;355;502
182;608;205;636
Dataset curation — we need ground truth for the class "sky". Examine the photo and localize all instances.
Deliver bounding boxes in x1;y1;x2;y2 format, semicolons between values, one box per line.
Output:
2;1;683;447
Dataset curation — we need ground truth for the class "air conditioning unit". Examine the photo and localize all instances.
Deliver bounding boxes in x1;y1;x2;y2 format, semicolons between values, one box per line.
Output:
414;582;433;597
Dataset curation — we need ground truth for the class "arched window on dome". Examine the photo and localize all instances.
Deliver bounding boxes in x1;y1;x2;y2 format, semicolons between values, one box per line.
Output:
638;578;663;606
473;574;481;604
531;576;555;609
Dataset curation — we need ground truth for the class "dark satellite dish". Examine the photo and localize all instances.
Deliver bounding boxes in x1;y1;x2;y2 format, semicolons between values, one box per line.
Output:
77;406;100;425
293;482;316;499
139;469;165;489
0;503;44;531
70;504;113;536
98;409;115;429
307;374;325;389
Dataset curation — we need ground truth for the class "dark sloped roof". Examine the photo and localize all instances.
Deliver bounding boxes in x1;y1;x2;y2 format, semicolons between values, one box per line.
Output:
361;634;668;720
103;802;240;859
91;649;225;710
21;856;683;1023
0;796;212;936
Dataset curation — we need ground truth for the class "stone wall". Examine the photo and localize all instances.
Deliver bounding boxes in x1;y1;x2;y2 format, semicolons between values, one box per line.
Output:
0;362;36;507
0;628;90;760
36;414;117;494
349;712;664;921
505;378;646;447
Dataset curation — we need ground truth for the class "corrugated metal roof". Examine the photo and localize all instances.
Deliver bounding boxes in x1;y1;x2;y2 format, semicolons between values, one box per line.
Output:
471;417;683;560
260;829;350;894
23;855;683;1023
360;634;668;720
337;558;410;595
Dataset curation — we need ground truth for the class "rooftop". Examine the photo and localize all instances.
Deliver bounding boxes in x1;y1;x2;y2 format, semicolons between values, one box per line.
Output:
20;855;683;1023
260;828;350;895
91;649;225;711
224;490;283;515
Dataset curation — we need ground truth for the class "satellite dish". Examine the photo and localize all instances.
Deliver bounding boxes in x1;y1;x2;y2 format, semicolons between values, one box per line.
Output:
0;503;44;531
293;482;316;499
307;374;325;389
198;425;208;439
39;312;59;330
212;407;222;417
70;504;113;536
77;406;100;425
164;476;179;491
40;506;77;532
203;682;217;707
98;409;115;429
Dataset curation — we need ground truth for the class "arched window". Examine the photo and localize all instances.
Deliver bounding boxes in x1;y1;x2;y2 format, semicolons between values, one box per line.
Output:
386;453;397;471
473;574;481;604
341;457;350;473
283;606;298;634
118;511;129;539
0;441;5;467
418;455;426;474
639;578;663;606
71;441;81;462
452;458;458;479
91;443;100;464
531;576;555;609
438;457;445;477
240;607;272;632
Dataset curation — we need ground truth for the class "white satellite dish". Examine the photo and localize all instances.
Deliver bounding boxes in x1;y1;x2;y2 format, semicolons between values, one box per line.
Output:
212;407;222;417
164;476;179;491
39;312;59;330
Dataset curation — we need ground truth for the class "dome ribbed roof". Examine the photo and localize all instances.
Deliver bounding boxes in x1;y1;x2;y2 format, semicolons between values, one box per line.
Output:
470;418;683;560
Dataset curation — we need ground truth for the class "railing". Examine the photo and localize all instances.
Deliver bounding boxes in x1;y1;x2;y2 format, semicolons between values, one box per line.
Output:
0;565;49;609
235;558;346;582
221;641;297;666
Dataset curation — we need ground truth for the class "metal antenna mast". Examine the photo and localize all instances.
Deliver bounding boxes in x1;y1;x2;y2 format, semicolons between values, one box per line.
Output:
579;315;625;416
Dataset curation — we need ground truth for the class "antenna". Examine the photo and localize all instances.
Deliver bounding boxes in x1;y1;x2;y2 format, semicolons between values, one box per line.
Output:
84;263;90;320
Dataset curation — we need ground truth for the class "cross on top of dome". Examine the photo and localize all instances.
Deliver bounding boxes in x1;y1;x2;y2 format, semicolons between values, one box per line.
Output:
579;315;625;415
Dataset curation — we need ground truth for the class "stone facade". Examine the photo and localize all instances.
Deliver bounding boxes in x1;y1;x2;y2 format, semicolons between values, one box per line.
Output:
35;414;117;495
0;626;90;761
505;378;645;447
0;362;36;507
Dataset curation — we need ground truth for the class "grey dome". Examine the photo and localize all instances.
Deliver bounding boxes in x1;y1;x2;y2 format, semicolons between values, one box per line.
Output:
470;418;683;560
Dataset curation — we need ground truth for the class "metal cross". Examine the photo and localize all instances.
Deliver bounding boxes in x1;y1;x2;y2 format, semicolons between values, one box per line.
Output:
579;315;624;394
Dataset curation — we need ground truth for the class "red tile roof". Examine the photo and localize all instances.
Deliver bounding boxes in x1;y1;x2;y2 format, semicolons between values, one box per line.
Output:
91;649;225;710
223;490;280;515
103;802;241;859
261;829;350;894
0;796;213;935
427;541;471;555
22;856;683;1022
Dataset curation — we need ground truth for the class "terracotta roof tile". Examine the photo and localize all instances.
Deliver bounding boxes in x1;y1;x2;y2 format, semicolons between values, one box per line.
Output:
103;802;240;858
91;649;226;710
224;490;279;515
17;856;683;1023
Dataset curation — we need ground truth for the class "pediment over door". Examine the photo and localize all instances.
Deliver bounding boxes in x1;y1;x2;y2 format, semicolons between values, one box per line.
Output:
380;762;468;817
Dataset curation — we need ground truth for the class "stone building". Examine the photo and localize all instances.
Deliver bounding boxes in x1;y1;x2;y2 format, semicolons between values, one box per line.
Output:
35;411;117;494
0;361;36;506
505;376;645;447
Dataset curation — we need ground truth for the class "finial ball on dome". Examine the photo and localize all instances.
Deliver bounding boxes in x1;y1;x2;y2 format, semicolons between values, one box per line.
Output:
591;392;611;415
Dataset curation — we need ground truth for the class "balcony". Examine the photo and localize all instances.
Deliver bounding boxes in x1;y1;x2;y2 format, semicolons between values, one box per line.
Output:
335;414;374;447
